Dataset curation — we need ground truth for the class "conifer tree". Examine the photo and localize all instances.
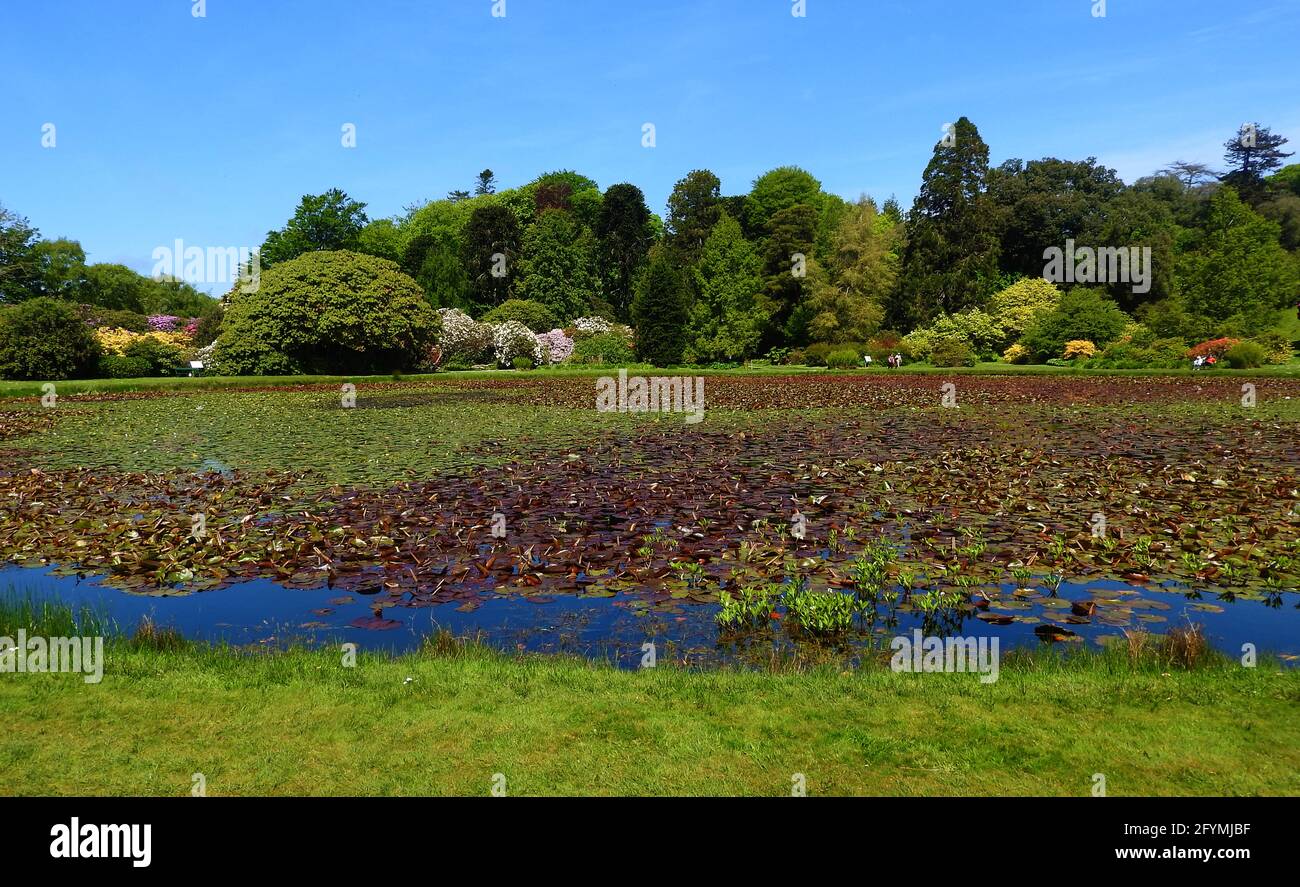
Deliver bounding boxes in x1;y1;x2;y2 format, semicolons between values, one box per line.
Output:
631;248;691;366
892;117;1001;327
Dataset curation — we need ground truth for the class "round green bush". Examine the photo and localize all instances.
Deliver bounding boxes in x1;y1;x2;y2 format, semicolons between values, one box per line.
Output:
1225;340;1267;369
929;339;976;367
98;354;153;378
1020;288;1129;361
803;342;834;367
214;250;439;375
826;348;859;369
0;297;102;381
123;336;185;375
571;331;635;365
482;299;559;333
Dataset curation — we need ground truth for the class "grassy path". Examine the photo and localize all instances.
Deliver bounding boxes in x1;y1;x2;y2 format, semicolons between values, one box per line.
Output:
2;638;1296;796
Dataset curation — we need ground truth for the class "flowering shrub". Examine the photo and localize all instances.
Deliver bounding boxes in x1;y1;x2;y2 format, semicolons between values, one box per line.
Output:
147;314;181;332
492;320;544;368
195;341;219;374
436;308;494;364
569;316;614;337
535;328;575;365
95;327;193;356
1186;337;1240;361
95;327;142;355
1063;339;1097;360
903;309;1005;361
569;316;634;343
1002;343;1031;364
1252;331;1296;365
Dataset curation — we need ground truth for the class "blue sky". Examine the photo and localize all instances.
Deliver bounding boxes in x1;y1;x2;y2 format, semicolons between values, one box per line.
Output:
2;0;1297;288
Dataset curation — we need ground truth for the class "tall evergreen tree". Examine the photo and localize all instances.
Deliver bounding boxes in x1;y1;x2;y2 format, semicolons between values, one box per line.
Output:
684;212;765;363
892;117;1001;327
1222;123;1293;205
631;248;690;366
664;170;722;265
595;184;654;321
759;203;822;347
461;204;520;309
1176;186;1298;331
474;169;497;196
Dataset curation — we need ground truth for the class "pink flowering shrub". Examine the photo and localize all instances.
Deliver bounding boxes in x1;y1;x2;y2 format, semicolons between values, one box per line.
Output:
535;328;574;365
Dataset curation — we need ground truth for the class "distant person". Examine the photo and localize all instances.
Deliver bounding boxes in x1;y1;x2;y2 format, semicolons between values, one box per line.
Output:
1193;355;1204;370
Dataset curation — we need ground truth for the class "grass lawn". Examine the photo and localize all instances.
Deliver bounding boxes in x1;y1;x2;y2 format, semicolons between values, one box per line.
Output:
2;625;1297;797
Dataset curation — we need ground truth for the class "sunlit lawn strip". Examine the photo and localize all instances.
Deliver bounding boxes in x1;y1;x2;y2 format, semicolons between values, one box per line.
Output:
1;631;1296;796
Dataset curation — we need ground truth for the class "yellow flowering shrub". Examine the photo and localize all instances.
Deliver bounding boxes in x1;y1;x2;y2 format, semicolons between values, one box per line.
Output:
1002;343;1031;364
1063;339;1098;360
95;328;193;356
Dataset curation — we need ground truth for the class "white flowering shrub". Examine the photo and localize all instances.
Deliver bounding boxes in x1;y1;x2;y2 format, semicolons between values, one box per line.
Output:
195;341;220;375
570;316;614;336
535;328;575;365
569;316;634;344
493;320;544;367
437;308;494;364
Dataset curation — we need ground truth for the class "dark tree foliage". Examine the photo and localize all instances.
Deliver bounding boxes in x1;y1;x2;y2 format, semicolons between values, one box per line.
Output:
1223;123;1293;205
403;233;471;310
0;203;41;303
0;296;101;380
665;170;722;265
894;117;1001;327
595;184;654;321
260;189;369;268
461;204;521;309
987;157;1125;279
759;203;820;348
535;181;573;213
631;248;690;366
1081;188;1178;310
474;169;497;196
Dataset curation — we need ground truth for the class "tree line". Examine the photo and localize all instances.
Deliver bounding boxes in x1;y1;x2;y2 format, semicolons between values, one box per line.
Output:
3;118;1298;370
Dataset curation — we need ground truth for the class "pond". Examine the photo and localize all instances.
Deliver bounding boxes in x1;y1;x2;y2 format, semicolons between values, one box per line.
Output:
3;375;1298;669
4;563;1296;669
